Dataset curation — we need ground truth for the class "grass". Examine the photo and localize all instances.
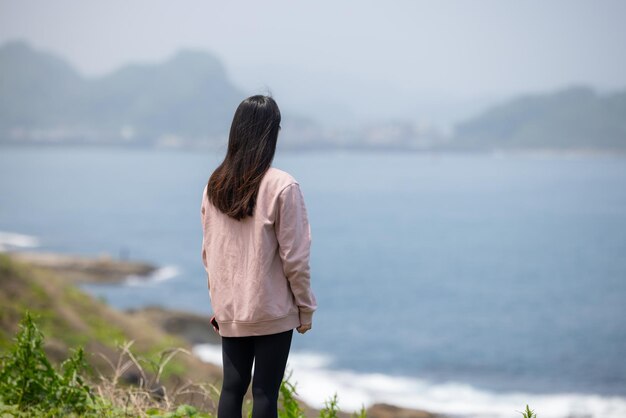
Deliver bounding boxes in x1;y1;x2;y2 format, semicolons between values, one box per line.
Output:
519;404;537;418
0;253;197;388
0;310;371;417
0;311;99;417
0;310;540;418
62;285;128;348
0;253;541;417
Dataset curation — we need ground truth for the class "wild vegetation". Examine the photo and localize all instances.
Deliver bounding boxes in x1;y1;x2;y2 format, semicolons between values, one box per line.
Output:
0;253;538;417
0;311;366;417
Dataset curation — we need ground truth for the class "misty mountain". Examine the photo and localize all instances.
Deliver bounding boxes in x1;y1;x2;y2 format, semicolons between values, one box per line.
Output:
0;40;243;145
1;40;625;152
450;86;626;151
0;40;84;129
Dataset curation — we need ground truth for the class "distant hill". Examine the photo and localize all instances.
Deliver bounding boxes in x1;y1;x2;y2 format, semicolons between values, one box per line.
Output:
450;86;626;152
0;40;243;146
2;40;625;152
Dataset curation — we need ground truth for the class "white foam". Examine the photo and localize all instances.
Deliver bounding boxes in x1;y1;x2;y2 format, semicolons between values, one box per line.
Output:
124;265;180;286
192;344;626;418
0;231;40;252
192;343;222;365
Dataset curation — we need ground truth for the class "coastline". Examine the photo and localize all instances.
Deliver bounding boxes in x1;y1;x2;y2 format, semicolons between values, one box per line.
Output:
2;238;626;418
4;247;626;418
8;250;156;284
2;149;626;417
0;247;444;418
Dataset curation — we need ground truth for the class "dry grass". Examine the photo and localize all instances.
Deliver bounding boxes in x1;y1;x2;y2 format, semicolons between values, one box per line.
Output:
90;340;220;417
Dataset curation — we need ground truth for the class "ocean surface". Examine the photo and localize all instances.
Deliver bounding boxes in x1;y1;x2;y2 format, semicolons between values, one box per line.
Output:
1;146;625;418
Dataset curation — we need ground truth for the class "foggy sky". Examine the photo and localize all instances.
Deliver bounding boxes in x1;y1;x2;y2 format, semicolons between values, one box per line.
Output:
1;0;625;126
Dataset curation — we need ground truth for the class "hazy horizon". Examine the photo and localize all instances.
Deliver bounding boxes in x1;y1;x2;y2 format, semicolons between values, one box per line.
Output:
1;0;625;127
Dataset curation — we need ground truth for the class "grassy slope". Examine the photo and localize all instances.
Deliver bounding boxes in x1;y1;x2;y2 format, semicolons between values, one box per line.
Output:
0;252;222;405
0;253;444;418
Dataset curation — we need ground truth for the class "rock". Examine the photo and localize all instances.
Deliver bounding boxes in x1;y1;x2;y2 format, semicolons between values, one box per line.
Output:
125;306;221;345
9;251;156;283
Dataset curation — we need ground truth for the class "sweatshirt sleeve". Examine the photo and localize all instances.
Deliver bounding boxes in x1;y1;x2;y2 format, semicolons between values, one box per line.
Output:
200;186;209;290
275;183;317;325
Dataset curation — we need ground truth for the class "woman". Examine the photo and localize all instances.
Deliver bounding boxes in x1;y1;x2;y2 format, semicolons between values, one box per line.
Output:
200;95;317;418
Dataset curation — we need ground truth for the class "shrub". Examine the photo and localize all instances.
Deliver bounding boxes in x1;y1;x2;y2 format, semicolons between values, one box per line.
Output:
0;310;206;417
0;310;98;415
0;309;537;418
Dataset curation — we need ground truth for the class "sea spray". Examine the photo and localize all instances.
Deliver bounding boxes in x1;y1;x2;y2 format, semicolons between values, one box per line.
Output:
192;344;626;418
124;265;181;286
0;231;40;252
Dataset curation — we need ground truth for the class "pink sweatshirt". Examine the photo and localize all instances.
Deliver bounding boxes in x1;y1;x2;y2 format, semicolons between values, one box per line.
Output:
200;167;317;337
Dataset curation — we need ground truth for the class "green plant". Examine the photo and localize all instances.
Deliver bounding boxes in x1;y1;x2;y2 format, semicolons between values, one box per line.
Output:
0;310;97;415
0;310;219;417
245;397;253;418
278;368;306;418
0;306;535;418
146;404;214;417
351;404;367;418
278;369;367;418
319;393;339;418
519;404;537;418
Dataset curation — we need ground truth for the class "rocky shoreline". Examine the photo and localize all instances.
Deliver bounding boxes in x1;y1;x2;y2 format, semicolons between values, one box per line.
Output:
3;250;445;418
125;305;222;346
9;250;156;283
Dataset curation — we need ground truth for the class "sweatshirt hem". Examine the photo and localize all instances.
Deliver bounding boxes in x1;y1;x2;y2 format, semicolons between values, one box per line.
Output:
217;311;301;337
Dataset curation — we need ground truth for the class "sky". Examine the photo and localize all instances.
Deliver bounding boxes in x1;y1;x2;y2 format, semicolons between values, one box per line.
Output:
1;0;625;127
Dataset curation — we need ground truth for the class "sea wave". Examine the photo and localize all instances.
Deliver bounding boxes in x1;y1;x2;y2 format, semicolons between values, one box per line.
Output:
0;231;40;252
192;343;626;418
124;265;180;286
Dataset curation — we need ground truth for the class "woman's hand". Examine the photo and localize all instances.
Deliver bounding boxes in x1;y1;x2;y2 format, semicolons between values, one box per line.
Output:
296;322;312;334
209;315;220;333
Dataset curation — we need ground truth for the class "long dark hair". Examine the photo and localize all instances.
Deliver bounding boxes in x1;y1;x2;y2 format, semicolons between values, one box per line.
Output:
206;95;282;220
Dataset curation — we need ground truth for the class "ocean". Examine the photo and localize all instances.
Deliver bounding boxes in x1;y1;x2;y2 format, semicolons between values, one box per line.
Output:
1;146;625;418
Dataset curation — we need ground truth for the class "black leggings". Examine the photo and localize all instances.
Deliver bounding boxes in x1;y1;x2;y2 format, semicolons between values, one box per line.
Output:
218;329;293;418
